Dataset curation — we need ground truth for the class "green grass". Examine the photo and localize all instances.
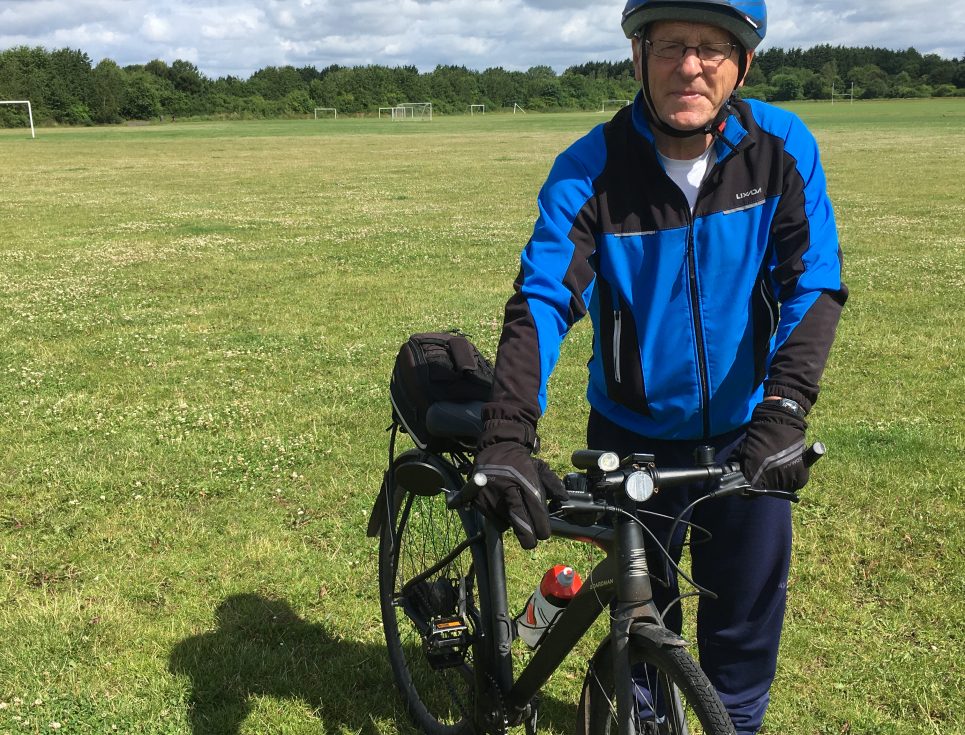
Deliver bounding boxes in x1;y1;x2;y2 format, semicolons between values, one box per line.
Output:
1;98;963;734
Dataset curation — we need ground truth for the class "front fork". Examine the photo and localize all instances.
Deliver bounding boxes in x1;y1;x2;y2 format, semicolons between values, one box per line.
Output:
611;489;662;735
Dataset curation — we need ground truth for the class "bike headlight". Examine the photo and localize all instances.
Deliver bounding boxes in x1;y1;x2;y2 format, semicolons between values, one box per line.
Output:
625;471;655;503
598;451;620;472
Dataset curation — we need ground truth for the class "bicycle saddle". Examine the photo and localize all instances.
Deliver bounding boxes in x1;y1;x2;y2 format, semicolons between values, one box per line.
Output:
425;400;484;445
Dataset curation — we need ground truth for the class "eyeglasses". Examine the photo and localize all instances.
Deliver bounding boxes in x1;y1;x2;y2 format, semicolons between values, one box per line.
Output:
645;39;736;65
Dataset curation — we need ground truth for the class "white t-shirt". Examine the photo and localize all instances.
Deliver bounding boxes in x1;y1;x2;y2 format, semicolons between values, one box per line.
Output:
658;145;717;213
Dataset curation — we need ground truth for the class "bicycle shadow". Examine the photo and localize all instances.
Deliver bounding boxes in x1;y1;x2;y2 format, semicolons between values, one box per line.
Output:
169;593;398;733
169;592;578;734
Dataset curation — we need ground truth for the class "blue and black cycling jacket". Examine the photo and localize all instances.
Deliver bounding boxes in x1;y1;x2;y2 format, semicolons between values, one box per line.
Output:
484;94;848;444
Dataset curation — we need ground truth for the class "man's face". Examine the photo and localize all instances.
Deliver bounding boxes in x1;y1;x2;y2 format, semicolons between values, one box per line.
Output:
632;20;752;131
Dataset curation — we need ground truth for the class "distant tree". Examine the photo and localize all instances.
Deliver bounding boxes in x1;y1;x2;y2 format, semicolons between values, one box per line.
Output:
523;65;562;109
0;46;53;119
169;60;207;96
394;65;429;105
144;59;169;78
743;64;766;87
849;63;891;99
91;59;125;123
248;65;306;100
47;48;93;121
281;88;313;114
479;66;520;109
429;65;478;112
296;65;321;84
770;71;805;101
1;42;962;127
122;71;162;119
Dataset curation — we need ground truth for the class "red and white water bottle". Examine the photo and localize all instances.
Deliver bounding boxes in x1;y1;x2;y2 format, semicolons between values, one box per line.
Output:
515;564;583;648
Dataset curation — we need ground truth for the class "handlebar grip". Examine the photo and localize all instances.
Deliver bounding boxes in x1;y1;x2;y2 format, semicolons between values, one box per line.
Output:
804;441;826;468
446;472;487;510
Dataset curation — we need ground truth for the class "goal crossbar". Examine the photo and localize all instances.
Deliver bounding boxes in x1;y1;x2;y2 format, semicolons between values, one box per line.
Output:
314;107;337;119
380;102;432;121
0;100;35;138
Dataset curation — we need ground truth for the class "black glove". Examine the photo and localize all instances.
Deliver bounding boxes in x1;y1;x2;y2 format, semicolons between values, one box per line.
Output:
739;401;809;491
472;441;568;549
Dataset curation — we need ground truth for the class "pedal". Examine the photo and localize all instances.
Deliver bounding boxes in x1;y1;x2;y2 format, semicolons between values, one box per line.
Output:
423;615;470;669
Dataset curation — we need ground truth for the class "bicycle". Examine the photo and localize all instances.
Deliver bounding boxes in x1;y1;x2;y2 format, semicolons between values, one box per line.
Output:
368;400;823;735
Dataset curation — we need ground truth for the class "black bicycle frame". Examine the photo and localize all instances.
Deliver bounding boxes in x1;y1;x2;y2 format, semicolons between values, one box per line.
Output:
466;488;668;734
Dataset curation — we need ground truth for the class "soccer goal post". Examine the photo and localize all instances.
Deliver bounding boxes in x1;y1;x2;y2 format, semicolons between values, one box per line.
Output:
0;100;35;138
513;103;527;114
601;99;631;113
314;107;337;119
399;102;432;121
469;104;485;115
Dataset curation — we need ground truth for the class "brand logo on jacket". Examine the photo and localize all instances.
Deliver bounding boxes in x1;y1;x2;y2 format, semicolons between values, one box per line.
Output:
737;187;763;200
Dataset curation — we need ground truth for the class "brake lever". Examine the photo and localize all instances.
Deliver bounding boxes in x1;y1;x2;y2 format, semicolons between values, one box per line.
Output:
446;473;487;510
742;487;801;503
706;470;750;499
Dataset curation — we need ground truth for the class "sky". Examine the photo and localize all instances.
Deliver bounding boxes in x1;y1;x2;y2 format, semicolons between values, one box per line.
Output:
0;0;961;79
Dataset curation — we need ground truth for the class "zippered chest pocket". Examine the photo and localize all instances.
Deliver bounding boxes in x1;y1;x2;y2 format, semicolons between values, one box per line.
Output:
599;284;651;416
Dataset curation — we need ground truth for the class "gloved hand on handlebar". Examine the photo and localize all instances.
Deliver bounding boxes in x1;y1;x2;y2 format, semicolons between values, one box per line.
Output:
472;439;568;550
738;400;809;491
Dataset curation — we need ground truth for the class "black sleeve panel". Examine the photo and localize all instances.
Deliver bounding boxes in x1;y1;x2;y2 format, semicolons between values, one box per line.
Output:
765;287;848;412
764;134;848;414
770;150;811;301
482;187;601;447
482;280;543;443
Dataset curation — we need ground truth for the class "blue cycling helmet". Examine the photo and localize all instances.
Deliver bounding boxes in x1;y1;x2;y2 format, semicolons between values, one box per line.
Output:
621;0;767;51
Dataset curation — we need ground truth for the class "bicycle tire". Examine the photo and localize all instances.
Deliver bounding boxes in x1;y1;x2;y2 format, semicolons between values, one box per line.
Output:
577;639;736;735
379;476;479;735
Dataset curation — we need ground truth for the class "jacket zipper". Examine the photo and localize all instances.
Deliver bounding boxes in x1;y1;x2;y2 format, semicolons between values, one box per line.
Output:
685;219;711;438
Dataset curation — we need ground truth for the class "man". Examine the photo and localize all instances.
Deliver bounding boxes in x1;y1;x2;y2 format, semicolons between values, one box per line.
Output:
472;0;848;732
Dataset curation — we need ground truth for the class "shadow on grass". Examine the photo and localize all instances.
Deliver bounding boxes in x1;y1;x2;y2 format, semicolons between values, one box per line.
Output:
169;593;578;734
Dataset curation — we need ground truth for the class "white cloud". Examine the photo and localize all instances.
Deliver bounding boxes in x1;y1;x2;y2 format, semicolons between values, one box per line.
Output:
141;13;172;43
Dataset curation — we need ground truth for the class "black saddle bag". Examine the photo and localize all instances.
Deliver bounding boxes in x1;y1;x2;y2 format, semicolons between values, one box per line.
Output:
389;332;493;451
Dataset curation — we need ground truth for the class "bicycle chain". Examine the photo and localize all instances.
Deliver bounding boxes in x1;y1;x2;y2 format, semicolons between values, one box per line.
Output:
483;671;510;735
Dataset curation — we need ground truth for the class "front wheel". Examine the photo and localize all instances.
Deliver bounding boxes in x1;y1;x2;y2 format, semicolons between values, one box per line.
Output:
378;471;480;735
576;640;736;735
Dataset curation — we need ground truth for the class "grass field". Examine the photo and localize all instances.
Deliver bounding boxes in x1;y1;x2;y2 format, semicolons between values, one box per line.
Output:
1;97;963;734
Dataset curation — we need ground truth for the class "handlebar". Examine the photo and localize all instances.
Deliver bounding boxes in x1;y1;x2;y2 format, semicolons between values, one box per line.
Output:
447;442;826;510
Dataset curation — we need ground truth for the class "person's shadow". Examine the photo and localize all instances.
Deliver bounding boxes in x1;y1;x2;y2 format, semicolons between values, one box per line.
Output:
169;593;577;734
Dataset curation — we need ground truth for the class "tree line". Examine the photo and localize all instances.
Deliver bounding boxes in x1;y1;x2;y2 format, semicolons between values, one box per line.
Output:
0;44;962;127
